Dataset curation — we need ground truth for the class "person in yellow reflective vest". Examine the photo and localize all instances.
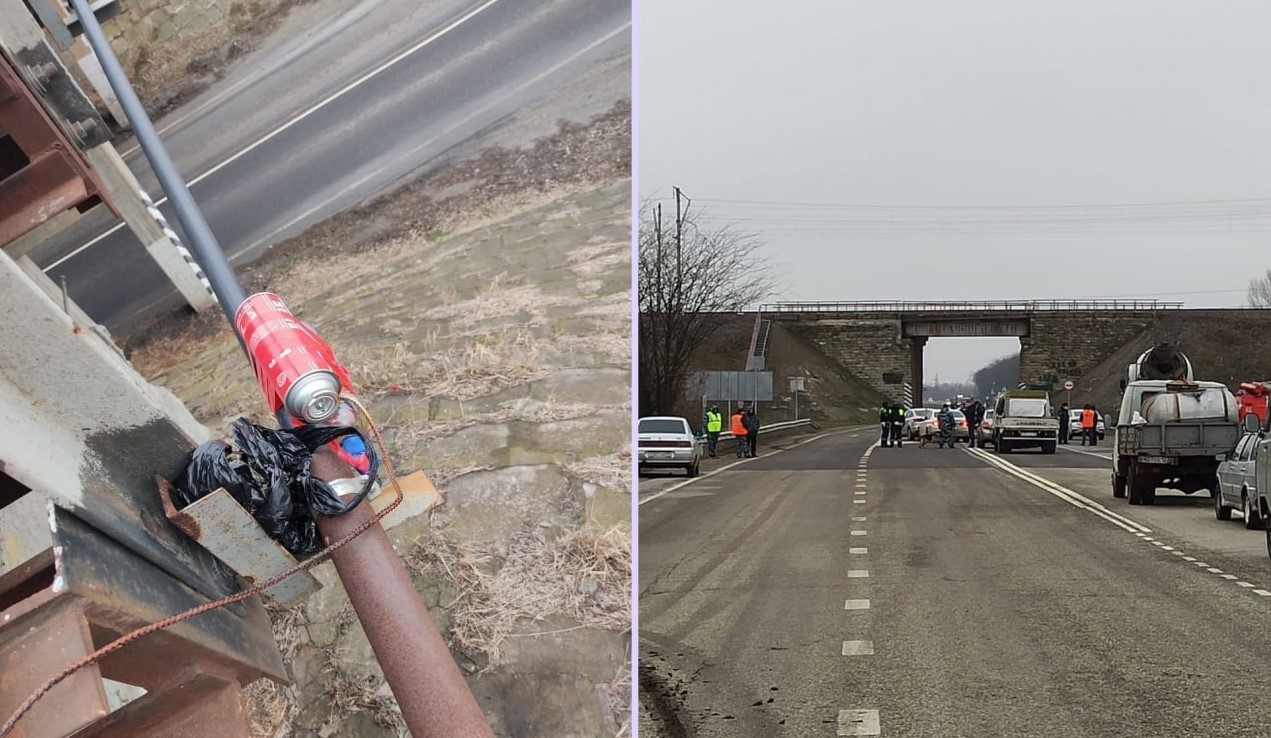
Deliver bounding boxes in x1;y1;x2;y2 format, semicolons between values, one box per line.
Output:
703;405;723;458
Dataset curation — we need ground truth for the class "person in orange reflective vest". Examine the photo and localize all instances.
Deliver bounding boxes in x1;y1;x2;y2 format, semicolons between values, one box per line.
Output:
1081;404;1097;446
731;407;749;458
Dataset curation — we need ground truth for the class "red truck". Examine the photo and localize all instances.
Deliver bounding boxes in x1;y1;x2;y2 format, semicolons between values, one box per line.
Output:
1236;382;1271;427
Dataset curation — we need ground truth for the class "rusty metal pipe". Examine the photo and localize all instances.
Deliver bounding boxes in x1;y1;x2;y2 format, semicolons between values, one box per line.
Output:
311;450;493;737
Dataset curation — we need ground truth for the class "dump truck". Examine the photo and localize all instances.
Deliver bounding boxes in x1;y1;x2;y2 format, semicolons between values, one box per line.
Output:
991;389;1059;454
1111;345;1241;505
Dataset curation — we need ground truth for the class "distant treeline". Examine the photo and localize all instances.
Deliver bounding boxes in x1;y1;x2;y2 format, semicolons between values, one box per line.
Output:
972;352;1021;397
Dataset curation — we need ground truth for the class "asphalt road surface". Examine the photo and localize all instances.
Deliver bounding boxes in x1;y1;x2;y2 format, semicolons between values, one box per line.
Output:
32;0;630;333
639;432;1271;737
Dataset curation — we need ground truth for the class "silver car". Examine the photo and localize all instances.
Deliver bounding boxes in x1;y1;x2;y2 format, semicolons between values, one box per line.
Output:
978;408;995;445
1216;431;1261;528
637;416;702;477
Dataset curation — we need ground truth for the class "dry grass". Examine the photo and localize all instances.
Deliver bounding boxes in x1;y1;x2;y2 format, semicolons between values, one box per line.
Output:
566;450;631;492
610;656;632;738
424;275;578;328
321;653;405;731
246;603;307;738
404;525;631;669
341;329;546;400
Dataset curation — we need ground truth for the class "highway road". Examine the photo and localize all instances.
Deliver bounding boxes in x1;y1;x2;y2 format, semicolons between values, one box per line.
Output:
639;433;1271;737
31;0;630;333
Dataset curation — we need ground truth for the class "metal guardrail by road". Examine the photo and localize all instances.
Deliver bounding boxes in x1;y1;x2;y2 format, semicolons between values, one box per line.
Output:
718;418;813;441
761;300;1184;313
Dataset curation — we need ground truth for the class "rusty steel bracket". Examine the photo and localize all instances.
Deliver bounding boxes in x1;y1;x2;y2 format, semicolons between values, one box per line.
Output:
157;476;322;607
0;503;283;738
0;55;113;247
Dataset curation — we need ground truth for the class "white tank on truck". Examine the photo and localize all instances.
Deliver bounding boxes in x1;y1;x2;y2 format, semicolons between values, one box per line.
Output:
1139;383;1238;424
1112;346;1241;506
1123;344;1193;387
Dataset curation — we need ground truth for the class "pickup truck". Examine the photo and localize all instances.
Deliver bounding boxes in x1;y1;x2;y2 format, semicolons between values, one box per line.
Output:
991;390;1059;454
1112;379;1241;505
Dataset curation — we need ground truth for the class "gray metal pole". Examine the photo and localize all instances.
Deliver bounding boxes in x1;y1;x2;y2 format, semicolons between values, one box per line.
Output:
67;0;246;323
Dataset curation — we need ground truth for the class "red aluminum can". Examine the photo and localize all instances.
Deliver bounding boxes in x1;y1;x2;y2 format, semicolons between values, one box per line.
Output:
234;292;353;423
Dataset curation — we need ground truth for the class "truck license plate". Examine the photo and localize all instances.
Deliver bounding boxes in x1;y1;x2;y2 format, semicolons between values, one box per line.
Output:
1021;431;1037;437
1141;455;1176;465
649;451;674;460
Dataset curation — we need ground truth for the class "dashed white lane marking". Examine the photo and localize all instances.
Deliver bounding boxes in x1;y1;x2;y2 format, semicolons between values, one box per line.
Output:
841;640;874;656
852;516;867;522
850;530;867;536
844;599;870;610
847;570;869;578
853;500;867;504
849;547;867;555
854;491;867;496
854;482;868;488
967;447;1271;601
838;709;881;736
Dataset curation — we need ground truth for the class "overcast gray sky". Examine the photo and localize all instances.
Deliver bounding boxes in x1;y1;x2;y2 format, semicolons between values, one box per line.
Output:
638;0;1271;382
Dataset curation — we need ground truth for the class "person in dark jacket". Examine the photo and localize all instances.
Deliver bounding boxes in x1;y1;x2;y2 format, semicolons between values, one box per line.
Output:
891;403;906;448
1058;403;1070;444
966;400;985;448
744;407;759;457
879;404;892;448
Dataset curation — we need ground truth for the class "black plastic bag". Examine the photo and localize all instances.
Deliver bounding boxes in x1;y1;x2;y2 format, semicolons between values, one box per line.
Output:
174;419;379;558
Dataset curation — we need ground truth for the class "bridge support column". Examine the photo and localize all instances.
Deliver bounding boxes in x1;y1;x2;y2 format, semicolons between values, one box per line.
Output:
910;336;926;406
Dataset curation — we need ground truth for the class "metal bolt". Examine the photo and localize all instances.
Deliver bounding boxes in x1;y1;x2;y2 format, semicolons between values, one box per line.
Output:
25;62;58;93
67;118;98;146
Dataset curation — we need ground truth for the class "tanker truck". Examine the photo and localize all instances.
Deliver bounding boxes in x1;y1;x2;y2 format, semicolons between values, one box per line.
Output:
1111;344;1242;505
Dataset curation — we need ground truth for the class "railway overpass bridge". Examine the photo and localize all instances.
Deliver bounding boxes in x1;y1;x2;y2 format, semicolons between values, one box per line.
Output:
754;300;1269;404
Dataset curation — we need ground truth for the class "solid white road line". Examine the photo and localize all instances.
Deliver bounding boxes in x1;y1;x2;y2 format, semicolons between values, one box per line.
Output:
849;547;867;554
838;709;881;736
847;570;869;578
47;0;507;272
1059;444;1114;460
844;599;870;610
966;447;1151;534
841;640;874;656
638;428;862;506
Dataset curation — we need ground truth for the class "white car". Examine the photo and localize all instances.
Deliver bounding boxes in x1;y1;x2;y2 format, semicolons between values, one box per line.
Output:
904;408;935;439
1066;409;1106;442
637;416;701;477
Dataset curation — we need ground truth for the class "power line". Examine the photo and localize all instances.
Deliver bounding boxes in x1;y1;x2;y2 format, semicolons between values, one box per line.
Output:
649;194;1271;211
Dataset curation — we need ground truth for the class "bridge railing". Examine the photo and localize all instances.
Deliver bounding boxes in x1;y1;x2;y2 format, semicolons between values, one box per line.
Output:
760;300;1184;313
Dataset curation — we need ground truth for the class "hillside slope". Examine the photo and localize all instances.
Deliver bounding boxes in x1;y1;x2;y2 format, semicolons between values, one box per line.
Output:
1064;311;1271;410
670;314;885;425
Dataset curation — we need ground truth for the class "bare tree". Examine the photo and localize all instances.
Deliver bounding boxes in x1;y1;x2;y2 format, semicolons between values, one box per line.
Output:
1249;269;1271;307
639;188;777;415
